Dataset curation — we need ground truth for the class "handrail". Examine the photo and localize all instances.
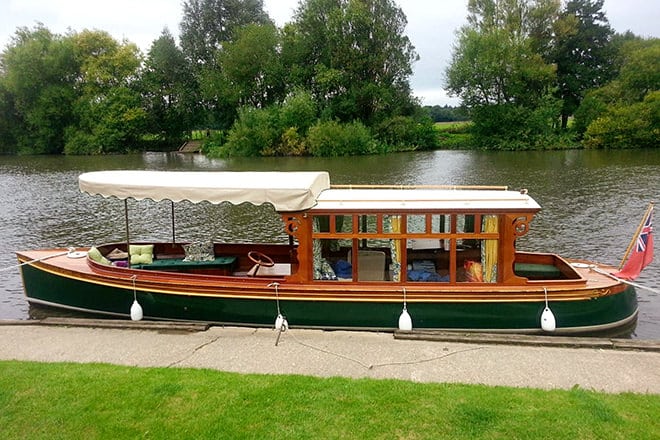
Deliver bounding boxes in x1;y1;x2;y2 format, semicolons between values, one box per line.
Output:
330;184;509;191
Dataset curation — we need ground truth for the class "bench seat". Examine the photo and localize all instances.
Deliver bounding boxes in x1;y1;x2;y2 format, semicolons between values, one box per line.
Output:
135;256;237;274
514;263;562;279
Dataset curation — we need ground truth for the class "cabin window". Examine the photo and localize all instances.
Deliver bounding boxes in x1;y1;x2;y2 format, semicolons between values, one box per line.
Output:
457;214;499;283
481;215;499;283
456;215;476;233
407;215;426;233
315;215;331;233
407;237;448;283
349;239;389;281
431;214;449;234
310;213;500;284
312;217;339;280
358;215;378;234
336;215;352;234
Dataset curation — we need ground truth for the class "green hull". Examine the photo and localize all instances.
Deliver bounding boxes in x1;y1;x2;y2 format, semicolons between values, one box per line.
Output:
20;264;638;335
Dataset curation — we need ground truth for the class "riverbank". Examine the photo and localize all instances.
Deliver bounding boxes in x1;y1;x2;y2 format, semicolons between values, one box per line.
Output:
1;320;658;394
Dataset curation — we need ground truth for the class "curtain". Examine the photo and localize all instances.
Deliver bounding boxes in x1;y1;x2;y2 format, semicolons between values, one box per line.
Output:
481;215;498;283
312;217;338;280
387;215;402;282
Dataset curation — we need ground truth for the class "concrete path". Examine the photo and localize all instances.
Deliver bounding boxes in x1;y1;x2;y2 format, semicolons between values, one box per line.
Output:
1;322;659;394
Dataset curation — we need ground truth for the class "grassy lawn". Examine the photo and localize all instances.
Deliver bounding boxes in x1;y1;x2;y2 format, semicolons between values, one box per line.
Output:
0;361;658;439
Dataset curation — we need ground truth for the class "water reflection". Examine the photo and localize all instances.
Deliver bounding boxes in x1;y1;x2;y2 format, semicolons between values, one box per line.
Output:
1;150;658;337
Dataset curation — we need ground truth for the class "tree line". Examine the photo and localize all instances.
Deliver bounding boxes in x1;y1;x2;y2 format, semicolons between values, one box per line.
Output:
0;0;437;156
445;0;658;150
0;0;657;156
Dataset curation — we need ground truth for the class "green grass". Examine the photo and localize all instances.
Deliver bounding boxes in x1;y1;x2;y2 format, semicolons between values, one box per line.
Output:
434;121;473;149
434;120;471;132
1;361;658;439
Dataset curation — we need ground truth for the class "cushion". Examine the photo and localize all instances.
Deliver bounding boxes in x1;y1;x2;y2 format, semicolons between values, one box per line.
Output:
129;244;154;265
183;241;215;262
334;260;352;278
88;246;111;265
107;248;129;260
464;260;483;282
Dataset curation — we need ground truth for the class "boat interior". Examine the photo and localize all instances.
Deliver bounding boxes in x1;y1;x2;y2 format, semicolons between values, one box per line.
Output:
89;240;582;285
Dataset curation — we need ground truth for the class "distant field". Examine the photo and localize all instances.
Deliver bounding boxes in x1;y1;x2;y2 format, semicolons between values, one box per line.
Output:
434;120;471;131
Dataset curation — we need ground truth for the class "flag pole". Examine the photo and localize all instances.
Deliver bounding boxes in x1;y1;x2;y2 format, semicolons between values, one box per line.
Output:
618;202;654;270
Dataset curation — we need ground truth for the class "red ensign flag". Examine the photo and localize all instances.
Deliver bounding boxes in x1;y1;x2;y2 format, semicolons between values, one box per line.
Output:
614;207;654;280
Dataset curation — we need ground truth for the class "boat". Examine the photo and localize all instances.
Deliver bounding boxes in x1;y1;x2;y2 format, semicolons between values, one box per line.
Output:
16;170;641;336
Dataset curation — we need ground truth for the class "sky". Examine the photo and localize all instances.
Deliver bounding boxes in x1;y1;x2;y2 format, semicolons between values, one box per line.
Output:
1;0;658;106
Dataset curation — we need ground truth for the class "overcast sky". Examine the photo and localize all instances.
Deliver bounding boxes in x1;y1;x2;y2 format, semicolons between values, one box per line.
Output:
1;0;658;105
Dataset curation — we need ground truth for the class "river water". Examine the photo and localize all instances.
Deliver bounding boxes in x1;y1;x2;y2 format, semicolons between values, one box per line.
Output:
1;150;658;338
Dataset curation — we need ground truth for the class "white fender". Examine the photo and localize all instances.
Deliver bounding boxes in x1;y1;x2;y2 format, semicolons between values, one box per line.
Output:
398;308;413;331
275;314;288;331
130;300;143;321
541;307;556;332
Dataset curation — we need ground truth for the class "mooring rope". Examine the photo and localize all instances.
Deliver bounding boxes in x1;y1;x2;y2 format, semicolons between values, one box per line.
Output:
0;247;77;272
279;328;485;370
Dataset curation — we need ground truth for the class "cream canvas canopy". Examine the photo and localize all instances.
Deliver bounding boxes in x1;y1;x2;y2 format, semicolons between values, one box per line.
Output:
79;170;331;212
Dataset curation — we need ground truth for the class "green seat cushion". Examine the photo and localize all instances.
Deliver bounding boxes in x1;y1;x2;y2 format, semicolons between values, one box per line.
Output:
88;246;111;265
129;244;154;265
136;256;237;271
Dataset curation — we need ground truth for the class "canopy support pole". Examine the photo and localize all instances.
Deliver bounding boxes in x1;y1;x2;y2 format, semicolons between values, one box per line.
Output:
124;199;131;268
171;201;176;244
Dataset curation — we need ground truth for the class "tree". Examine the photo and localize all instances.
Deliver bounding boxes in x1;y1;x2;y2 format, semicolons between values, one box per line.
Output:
574;37;659;136
72;30;142;95
212;24;285;110
180;0;272;68
446;0;557;108
0;82;18;153
445;0;559;149
551;0;615;128
140;29;197;143
65;86;147;154
0;24;78;154
64;30;145;154
425;105;467;122
583;92;659;149
283;0;419;124
577;38;659;148
179;0;272;129
616;38;660;102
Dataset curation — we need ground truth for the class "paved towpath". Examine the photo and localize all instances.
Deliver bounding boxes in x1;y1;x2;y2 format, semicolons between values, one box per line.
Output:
1;322;658;394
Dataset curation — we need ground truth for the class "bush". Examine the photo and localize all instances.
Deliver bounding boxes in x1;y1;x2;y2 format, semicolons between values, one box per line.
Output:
583;92;660;149
279;90;317;135
221;106;279;156
63;129;100;155
279;127;308;156
573;84;621;138
470;98;564;150
374;116;438;152
200;131;227;155
307;120;379;156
